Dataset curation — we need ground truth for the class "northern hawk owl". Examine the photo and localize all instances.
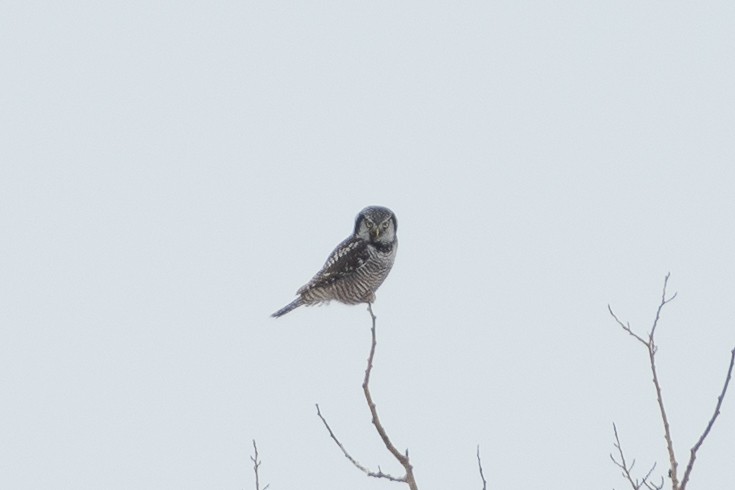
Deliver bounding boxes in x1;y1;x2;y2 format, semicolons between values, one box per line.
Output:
272;206;398;317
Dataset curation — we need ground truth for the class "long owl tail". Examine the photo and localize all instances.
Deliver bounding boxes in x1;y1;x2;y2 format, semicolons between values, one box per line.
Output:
271;297;304;318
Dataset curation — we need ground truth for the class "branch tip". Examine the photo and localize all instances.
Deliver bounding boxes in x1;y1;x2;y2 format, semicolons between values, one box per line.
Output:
477;445;487;490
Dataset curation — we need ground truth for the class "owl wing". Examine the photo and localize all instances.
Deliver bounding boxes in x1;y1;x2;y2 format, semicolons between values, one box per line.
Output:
298;237;370;293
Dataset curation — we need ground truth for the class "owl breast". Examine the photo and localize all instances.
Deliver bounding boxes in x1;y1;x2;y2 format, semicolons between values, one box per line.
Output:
302;240;397;305
341;240;397;304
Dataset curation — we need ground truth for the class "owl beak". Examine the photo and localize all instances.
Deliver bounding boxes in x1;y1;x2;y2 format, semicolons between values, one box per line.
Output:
371;228;381;240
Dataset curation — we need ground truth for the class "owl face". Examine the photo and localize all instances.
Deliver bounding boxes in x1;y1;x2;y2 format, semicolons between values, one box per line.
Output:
354;206;397;245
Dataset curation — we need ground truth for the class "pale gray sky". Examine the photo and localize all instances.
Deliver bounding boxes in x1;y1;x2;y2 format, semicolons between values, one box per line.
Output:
2;2;734;489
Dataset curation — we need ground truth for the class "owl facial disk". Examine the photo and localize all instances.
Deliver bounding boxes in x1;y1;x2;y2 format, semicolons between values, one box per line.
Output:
354;206;396;243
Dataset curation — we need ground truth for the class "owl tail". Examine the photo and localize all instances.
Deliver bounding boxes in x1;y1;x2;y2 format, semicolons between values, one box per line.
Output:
271;297;304;318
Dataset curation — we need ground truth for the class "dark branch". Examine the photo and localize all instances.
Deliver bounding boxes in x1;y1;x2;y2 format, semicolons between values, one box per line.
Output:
250;440;269;490
477;445;487;490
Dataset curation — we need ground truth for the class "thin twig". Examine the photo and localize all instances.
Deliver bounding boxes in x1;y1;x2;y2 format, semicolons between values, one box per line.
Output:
649;273;677;341
679;347;735;490
476;445;487;490
608;305;648;346
250;440;270;490
610;423;663;490
315;404;404;482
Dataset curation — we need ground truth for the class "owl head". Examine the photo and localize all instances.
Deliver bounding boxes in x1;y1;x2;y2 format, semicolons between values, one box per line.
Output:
354;206;397;244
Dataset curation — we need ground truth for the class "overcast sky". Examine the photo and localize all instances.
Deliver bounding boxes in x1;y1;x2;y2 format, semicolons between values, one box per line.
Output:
2;2;734;489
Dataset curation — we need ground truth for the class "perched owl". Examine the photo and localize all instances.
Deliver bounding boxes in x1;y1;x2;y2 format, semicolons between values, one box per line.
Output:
272;206;398;318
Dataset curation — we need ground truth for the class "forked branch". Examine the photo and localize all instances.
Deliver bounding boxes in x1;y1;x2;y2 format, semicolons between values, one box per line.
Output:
609;423;663;490
608;274;679;488
608;274;735;490
316;304;418;489
250;440;270;490
315;404;404;482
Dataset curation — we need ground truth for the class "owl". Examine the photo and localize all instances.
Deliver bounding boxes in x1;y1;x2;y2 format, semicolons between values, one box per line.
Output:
272;206;398;318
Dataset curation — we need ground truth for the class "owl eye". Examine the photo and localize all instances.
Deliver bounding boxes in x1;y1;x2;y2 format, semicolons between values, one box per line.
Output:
365;221;374;229
381;221;389;229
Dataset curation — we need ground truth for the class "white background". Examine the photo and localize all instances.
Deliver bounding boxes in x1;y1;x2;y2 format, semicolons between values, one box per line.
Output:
2;2;734;489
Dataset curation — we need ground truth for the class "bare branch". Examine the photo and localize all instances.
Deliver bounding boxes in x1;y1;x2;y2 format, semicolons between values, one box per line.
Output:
315;404;404;482
364;303;419;490
649;273;677;340
609;423;663;490
679;347;735;490
608;274;679;490
476;445;487;490
316;304;418;489
648;275;678;489
250;440;269;490
647;339;677;490
608;304;648;346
